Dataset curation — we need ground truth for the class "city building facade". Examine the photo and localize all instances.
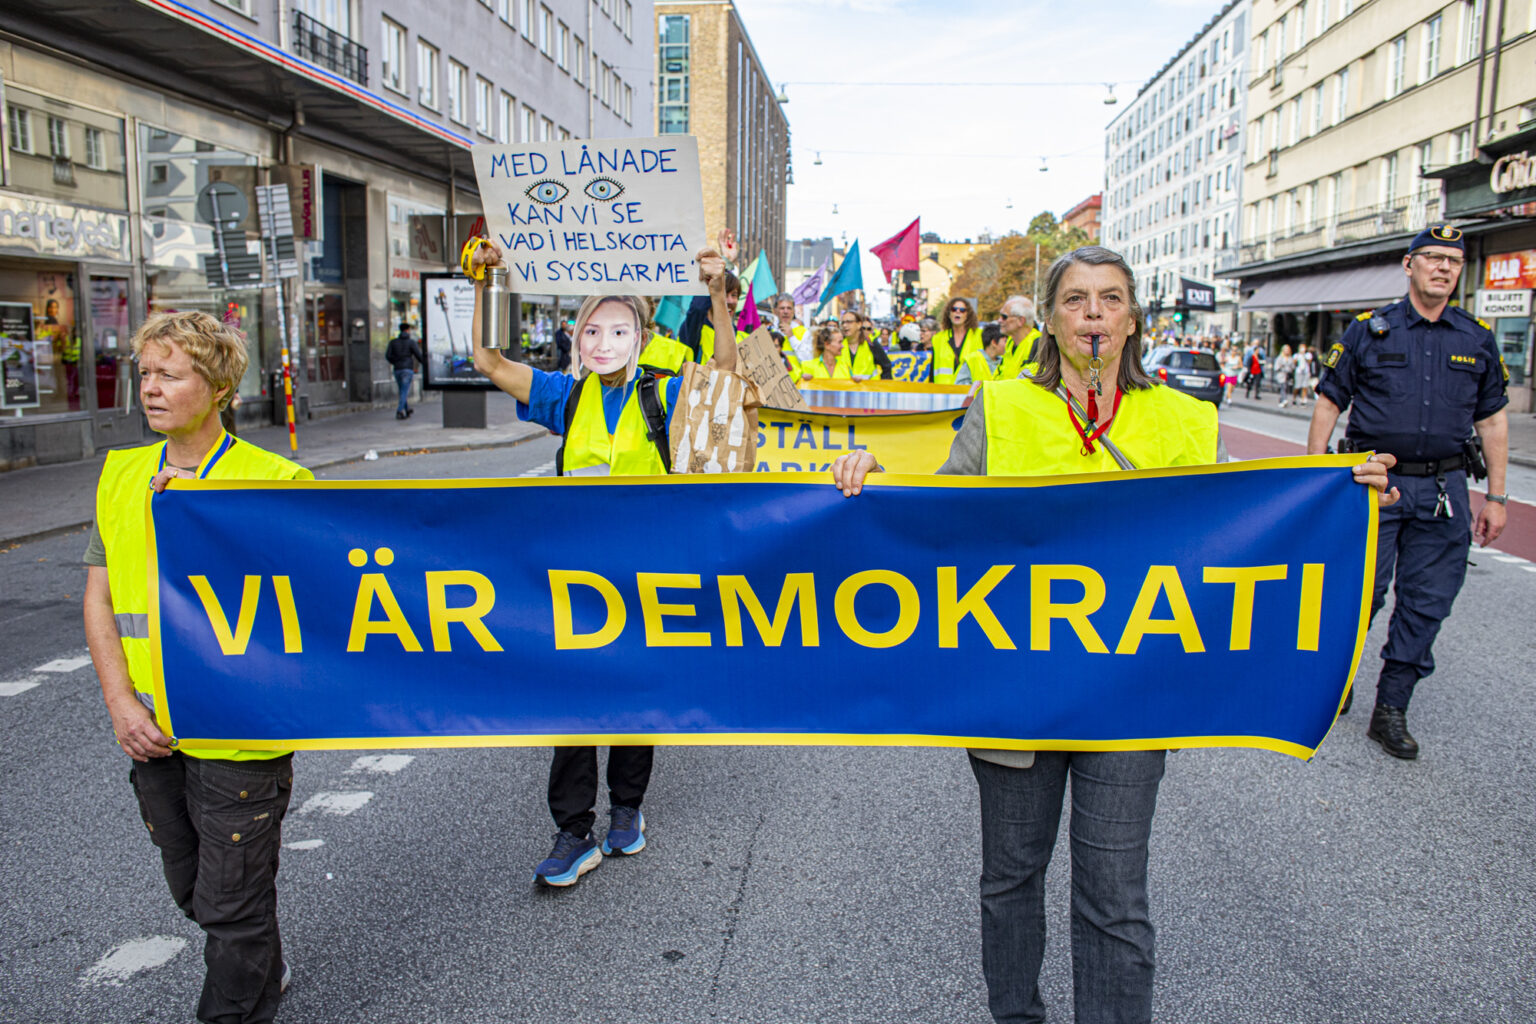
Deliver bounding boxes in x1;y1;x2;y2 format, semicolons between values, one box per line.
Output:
1226;0;1536;411
1103;0;1251;338
0;0;650;468
656;0;788;286
1063;193;1103;241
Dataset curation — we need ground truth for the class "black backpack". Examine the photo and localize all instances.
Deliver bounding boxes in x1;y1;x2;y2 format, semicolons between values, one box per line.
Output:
555;370;672;475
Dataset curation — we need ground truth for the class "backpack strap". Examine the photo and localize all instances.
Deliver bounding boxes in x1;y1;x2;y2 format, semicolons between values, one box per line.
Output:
636;370;672;474
554;373;591;476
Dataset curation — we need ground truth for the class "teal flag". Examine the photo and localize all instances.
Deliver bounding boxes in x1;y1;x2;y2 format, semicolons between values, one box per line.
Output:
751;248;778;300
653;294;687;335
815;242;863;318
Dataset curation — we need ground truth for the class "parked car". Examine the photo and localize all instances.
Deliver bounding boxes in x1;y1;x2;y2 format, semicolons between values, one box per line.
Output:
1142;345;1224;405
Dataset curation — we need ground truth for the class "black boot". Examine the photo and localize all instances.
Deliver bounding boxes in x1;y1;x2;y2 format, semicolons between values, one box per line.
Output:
1367;704;1419;759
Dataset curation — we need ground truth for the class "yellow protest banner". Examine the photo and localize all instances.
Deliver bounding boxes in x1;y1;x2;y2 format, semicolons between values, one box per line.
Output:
755;407;966;473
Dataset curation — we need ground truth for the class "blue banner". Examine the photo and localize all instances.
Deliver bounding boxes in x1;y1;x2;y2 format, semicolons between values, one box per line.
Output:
885;351;931;382
148;458;1375;759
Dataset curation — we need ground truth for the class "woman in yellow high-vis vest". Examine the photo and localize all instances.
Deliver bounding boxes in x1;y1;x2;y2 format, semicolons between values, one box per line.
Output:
799;323;850;380
83;311;311;1023
830;246;1398;1024
930;297;983;384
468;238;751;888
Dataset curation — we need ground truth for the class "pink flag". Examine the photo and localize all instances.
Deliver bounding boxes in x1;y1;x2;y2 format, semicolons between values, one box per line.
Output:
736;283;761;333
870;217;921;283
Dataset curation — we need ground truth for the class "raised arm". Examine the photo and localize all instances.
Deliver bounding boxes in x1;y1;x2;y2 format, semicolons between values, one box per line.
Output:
467;240;536;403
698;247;739;374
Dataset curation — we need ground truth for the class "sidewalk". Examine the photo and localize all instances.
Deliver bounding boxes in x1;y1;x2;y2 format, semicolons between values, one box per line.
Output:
0;391;546;548
1222;388;1536;469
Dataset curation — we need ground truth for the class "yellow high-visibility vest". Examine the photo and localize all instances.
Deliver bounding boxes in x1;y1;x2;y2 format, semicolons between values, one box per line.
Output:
639;334;691;374
961;350;1007;384
563;375;673;476
96;433;311;760
801;355;848;380
981;379;1217;475
999;328;1040;379
931;328;983;383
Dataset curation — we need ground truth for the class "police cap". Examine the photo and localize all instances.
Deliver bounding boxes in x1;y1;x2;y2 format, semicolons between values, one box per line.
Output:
1407;224;1465;254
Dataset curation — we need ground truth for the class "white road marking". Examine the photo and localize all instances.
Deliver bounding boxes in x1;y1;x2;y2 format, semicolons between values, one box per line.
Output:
36;655;92;673
1494;555;1529;564
517;459;556;478
0;677;43;696
347;754;414;775
81;936;187;986
1523;566;1536;575
284;838;325;851
298;791;374;816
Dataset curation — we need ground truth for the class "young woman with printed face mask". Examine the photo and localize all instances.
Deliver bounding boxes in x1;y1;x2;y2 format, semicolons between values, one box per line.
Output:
467;238;750;886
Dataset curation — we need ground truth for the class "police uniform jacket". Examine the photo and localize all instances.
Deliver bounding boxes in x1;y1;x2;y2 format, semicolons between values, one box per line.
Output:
1316;296;1507;520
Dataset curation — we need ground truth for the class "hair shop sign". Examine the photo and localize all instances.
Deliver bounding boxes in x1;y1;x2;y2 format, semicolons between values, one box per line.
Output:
0;194;128;262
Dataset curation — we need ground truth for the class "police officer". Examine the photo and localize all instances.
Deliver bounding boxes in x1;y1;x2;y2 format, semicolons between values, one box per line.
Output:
1306;224;1510;759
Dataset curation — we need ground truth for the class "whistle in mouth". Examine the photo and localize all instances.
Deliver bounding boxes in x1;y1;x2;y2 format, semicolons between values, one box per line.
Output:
1090;334;1102;358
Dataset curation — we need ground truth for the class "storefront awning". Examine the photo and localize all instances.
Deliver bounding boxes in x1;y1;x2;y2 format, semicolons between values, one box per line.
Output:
1242;263;1406;313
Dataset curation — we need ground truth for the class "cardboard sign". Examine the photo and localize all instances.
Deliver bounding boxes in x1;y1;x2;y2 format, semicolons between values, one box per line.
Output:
471;137;705;296
737;327;808;411
670;362;761;474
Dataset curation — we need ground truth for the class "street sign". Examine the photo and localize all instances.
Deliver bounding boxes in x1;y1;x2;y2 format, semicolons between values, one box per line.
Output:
256;184;299;279
195;181;248;228
1477;288;1532;318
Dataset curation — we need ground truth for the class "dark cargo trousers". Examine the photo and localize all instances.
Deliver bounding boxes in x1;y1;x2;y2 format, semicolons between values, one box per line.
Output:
130;751;294;1024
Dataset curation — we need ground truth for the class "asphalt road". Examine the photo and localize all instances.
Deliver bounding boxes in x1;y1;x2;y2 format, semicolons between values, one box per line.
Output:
2;428;1533;1023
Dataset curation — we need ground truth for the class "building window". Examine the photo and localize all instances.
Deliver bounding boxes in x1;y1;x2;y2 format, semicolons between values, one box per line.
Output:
498;0;511;23
381;18;406;93
499;91;516;143
1386;35;1407;97
558;126;571;140
600;62;612;107
539;6;552;56
574;38;585;84
1422;17;1442;80
84;127;105;169
149;162;168;185
447;60;468;124
47;116;68;158
1315;0;1329;34
1460;0;1484;65
476;76;494;135
622;0;632;38
623;84;633;125
540;116;553;141
1381;152;1399;202
417;40;440;108
557;21;569;70
1311;84;1324;134
1334;66;1350;123
1452;127;1471;163
658;14;690;134
1289;96;1302;145
1415;140;1433;190
213;0;250;13
523;105;536;143
8;106;32;153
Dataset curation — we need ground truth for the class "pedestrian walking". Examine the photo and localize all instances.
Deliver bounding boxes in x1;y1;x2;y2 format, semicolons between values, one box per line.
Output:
832;246;1396;1024
385;321;423;420
83;311;313;1024
1244;345;1265;398
931;298;984;383
468;237;752;886
1274;344;1295;407
554;319;573;373
1221;343;1243;405
1291;344;1314;406
1308;224;1509;758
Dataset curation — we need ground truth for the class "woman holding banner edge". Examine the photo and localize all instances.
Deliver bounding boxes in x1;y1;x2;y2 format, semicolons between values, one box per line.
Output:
831;246;1398;1024
467;238;746;888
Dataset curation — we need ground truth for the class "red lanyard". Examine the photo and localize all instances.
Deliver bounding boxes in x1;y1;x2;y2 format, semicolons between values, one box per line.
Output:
1065;388;1122;456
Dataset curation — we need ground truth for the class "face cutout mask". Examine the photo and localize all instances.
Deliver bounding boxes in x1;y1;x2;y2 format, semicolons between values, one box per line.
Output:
578;300;640;379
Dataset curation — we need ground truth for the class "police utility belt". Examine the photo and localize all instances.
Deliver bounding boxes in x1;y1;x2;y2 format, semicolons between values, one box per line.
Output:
1337;436;1487;480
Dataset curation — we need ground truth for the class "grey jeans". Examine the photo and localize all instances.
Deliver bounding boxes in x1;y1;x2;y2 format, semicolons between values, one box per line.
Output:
970;750;1166;1024
130;752;294;1024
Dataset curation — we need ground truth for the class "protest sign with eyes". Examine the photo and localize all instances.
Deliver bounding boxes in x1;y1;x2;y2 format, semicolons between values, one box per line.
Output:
470;136;707;296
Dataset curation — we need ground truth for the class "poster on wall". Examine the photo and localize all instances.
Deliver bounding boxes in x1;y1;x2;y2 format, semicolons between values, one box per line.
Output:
470;136;706;296
420;273;490;390
0;302;40;409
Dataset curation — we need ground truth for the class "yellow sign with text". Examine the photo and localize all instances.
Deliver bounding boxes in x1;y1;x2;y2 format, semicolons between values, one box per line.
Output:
754;408;965;473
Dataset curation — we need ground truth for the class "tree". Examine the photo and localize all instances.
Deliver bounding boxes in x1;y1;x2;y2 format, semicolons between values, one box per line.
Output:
944;211;1091;319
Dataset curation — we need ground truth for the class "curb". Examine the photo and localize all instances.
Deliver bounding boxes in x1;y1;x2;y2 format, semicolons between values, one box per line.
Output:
0;430;549;550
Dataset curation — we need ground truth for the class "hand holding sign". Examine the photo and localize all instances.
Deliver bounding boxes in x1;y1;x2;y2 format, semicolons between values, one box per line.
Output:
471;137;706;296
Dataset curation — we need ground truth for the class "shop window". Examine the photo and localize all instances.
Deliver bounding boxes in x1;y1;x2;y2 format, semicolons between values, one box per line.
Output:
0;269;83;416
137;125;256;224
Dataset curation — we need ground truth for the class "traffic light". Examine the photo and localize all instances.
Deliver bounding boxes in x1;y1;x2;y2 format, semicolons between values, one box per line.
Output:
1172;301;1185;323
901;283;916;309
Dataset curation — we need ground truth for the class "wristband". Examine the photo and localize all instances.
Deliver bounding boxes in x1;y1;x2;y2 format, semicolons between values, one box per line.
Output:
1485;493;1508;505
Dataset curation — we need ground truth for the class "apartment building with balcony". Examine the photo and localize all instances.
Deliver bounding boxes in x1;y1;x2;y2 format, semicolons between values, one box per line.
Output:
0;0;652;467
1225;0;1536;408
656;1;788;285
1103;0;1251;337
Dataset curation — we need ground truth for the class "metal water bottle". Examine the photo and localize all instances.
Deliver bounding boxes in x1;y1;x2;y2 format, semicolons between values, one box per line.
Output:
481;264;511;349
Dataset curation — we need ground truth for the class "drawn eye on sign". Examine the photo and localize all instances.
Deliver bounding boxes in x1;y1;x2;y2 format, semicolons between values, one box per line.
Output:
525;179;570;205
583;177;625;202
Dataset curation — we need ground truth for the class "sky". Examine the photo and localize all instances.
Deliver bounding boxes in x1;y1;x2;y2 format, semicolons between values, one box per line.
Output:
740;0;1234;304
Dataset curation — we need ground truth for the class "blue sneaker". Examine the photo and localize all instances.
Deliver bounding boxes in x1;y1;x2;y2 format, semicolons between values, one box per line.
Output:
602;805;646;856
534;831;601;887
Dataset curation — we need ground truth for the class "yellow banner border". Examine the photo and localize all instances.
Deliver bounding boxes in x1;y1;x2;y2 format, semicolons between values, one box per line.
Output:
148;453;1378;761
